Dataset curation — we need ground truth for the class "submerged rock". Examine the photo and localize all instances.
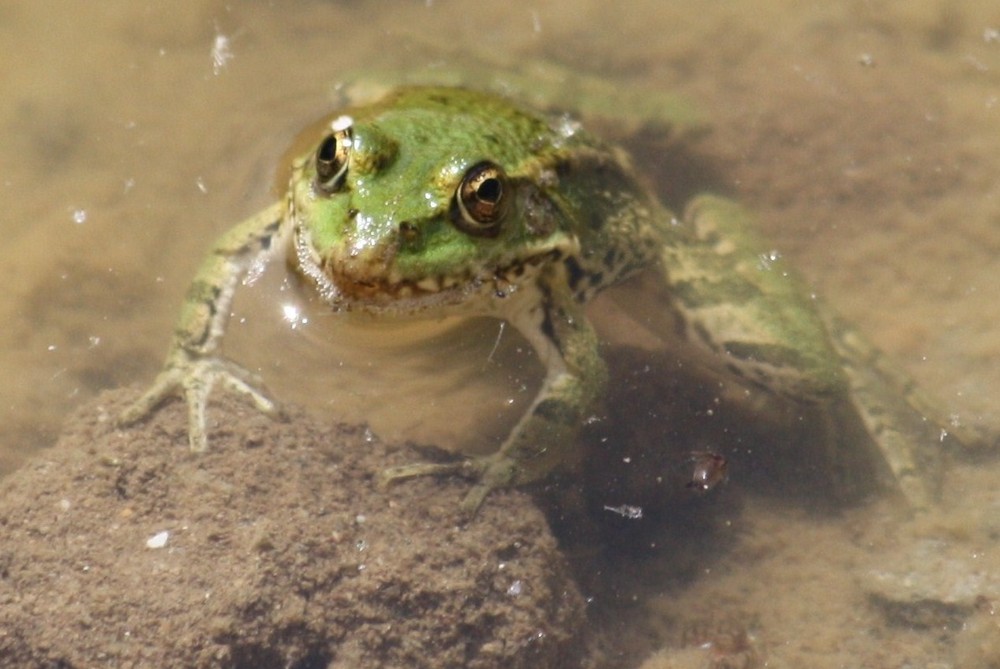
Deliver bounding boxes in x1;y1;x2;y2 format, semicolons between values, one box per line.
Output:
0;390;588;669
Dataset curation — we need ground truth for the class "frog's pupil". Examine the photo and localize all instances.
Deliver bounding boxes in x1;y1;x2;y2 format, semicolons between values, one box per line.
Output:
315;131;350;194
477;178;501;203
317;136;338;177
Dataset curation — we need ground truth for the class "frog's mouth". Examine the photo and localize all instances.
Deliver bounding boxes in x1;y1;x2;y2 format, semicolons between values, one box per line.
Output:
314;265;485;313
293;224;550;314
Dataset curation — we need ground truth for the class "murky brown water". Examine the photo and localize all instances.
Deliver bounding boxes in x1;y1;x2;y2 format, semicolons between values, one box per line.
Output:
2;1;999;666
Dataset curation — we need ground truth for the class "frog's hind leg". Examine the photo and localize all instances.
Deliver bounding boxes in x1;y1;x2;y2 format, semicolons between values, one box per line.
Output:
814;309;960;508
666;195;952;509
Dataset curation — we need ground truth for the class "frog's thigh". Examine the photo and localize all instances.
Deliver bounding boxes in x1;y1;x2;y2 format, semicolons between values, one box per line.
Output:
664;194;846;399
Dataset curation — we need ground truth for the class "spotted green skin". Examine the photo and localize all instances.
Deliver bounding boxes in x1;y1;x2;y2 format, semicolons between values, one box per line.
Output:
119;86;967;515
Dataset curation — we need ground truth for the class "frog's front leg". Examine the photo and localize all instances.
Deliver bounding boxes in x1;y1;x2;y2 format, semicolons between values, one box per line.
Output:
381;284;606;516
117;201;289;451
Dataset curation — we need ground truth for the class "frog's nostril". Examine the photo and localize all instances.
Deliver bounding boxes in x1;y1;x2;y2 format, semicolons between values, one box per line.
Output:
398;221;420;243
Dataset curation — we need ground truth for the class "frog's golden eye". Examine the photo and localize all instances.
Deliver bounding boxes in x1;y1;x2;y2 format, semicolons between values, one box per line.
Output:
452;161;508;237
314;128;351;194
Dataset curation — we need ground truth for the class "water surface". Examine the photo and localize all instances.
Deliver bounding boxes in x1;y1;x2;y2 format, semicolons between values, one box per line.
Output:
2;2;999;666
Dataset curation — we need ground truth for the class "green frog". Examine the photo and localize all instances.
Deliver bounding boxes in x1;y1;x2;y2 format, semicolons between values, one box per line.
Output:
118;85;969;515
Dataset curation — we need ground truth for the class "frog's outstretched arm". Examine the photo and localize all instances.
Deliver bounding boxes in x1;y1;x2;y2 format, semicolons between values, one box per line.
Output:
381;282;605;516
117;201;289;450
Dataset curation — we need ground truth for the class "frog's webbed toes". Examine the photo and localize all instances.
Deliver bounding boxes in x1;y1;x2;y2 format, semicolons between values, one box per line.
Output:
180;358;281;451
117;355;279;452
380;452;518;518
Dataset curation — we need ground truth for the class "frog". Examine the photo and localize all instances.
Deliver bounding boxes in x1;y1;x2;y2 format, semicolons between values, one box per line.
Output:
117;84;972;516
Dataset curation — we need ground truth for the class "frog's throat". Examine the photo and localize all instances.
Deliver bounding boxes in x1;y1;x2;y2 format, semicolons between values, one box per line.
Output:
292;221;559;314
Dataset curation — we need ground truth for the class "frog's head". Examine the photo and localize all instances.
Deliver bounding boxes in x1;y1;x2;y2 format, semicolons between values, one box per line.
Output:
289;86;585;313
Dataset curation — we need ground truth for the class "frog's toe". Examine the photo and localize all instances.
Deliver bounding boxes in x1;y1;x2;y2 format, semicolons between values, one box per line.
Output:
458;483;494;518
459;454;518;515
209;359;280;418
379;460;468;489
117;367;187;428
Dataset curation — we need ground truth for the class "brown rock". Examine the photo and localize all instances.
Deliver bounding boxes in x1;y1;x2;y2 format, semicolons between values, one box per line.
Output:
0;390;587;668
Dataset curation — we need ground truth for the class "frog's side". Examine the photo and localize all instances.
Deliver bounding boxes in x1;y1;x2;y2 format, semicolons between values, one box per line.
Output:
118;86;972;514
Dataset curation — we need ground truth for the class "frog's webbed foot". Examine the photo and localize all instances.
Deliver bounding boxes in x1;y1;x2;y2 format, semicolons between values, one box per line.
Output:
380;452;518;518
117;351;280;452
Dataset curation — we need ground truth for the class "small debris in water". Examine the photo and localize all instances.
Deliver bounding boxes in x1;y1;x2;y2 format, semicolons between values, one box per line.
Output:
603;504;643;520
210;32;234;75
686;451;729;493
